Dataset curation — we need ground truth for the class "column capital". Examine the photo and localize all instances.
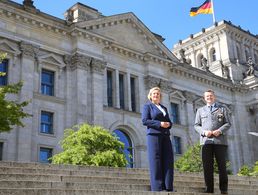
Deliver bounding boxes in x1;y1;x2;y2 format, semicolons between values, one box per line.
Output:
66;53;91;71
144;75;173;92
91;58;107;74
20;41;39;60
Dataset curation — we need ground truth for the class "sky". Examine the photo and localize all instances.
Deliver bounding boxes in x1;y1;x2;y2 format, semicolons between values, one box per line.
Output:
12;0;258;49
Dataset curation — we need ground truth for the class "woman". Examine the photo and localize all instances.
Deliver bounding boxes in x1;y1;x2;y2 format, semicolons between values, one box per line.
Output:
141;87;174;192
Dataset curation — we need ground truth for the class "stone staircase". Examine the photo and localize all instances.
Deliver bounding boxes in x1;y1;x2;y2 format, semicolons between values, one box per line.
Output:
0;161;257;195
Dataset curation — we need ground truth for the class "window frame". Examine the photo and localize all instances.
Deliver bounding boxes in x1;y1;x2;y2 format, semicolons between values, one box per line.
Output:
39;147;53;163
170;102;180;124
173;136;182;155
130;76;136;112
119;73;125;109
40;111;54;134
0;59;8;86
0;142;3;161
41;69;55;96
107;69;114;107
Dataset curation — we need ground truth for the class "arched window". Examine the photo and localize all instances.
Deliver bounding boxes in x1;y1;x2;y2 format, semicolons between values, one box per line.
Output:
113;129;134;168
210;48;216;62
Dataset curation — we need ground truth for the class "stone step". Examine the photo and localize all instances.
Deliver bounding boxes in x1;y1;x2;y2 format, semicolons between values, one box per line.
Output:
0;173;258;188
0;172;257;188
0;179;257;192
0;161;148;174
0;161;257;195
0;181;150;191
0;165;257;186
0;188;256;195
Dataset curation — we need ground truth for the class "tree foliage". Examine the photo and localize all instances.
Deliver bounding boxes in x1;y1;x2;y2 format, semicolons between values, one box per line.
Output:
175;144;231;174
175;144;203;172
52;123;127;167
238;161;258;177
0;53;30;133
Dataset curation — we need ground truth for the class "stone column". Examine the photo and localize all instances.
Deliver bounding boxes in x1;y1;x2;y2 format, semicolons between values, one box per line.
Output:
115;69;120;109
65;53;91;126
226;104;243;173
16;42;38;161
90;58;106;125
126;72;132;111
103;70;108;107
184;92;198;145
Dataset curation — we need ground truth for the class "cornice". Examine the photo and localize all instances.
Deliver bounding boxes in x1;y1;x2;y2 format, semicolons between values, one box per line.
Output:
170;64;243;92
0;5;68;36
173;30;225;54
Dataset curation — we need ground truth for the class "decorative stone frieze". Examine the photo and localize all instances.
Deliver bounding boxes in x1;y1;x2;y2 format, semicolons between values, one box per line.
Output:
144;75;173;92
66;53;92;71
90;58;106;74
19;41;39;60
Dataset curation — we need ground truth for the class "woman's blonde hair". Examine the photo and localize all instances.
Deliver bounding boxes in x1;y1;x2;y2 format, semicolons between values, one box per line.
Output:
147;87;161;101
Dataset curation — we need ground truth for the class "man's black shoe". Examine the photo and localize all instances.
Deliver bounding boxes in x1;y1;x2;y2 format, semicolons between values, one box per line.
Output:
221;191;228;194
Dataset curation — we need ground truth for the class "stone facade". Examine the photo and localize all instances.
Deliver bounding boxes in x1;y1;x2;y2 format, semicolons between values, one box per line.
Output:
0;1;257;173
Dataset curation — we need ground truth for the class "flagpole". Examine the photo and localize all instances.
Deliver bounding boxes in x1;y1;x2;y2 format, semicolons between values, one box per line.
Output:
211;0;216;24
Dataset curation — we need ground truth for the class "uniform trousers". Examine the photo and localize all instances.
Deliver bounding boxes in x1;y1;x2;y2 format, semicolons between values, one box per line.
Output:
147;134;174;191
202;144;228;193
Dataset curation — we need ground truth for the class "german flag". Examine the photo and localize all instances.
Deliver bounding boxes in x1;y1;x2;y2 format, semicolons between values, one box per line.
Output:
190;0;213;17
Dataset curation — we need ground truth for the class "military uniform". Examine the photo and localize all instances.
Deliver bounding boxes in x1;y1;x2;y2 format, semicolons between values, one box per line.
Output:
194;103;231;193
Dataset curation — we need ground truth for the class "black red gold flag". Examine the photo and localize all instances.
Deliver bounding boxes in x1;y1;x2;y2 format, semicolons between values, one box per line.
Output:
190;0;213;17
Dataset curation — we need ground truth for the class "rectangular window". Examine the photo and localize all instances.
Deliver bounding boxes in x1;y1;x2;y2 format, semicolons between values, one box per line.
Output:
119;74;125;109
130;77;136;112
39;147;53;163
107;70;113;107
171;103;180;124
173;136;182;154
40;111;53;134
0;59;8;86
41;69;54;96
0;142;3;161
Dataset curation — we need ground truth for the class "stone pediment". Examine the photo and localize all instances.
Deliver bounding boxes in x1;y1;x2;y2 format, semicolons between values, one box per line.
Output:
0;39;20;55
170;90;186;102
38;54;65;69
75;13;178;62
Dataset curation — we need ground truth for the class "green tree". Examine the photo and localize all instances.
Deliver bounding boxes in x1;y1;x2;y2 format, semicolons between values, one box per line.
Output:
52;123;127;167
0;54;30;133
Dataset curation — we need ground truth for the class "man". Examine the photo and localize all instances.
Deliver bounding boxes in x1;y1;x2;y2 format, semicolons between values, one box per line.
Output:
194;89;231;194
